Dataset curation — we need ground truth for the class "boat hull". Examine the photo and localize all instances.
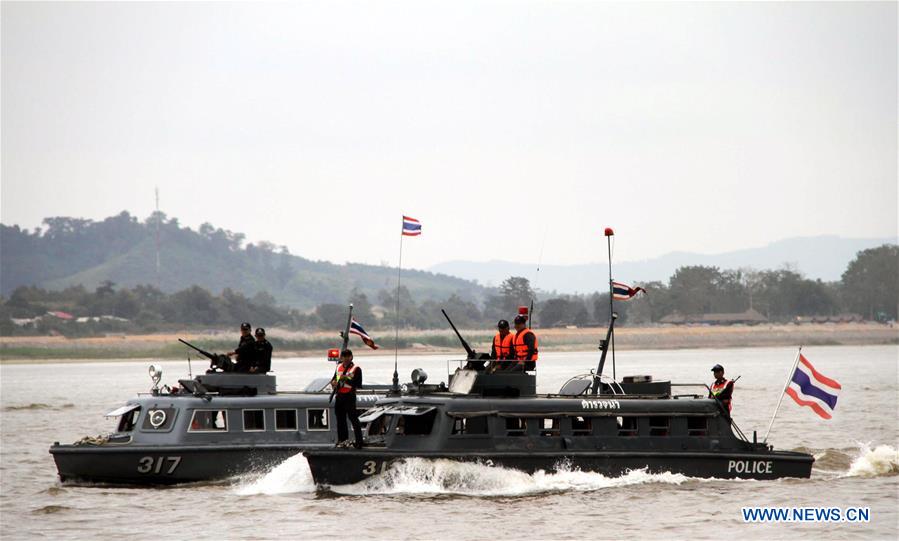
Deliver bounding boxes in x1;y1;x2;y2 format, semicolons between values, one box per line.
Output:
50;443;318;485
304;449;815;486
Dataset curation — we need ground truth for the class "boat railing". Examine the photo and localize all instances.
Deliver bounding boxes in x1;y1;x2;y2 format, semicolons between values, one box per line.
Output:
670;382;711;399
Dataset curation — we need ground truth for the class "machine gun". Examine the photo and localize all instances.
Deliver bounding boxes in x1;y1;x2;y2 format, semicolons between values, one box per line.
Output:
178;339;235;373
442;309;491;369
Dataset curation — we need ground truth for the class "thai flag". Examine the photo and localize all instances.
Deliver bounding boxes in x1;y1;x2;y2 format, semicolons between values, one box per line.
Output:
349;319;379;350
611;281;646;301
785;354;841;419
402;216;421;236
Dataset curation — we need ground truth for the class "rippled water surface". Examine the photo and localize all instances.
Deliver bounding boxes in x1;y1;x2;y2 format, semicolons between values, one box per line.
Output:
2;345;897;540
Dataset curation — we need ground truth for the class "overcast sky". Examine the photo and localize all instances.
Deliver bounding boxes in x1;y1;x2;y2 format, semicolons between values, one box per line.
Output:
2;1;896;270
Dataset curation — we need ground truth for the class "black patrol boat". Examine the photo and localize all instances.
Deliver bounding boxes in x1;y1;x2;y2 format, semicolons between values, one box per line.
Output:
49;340;386;485
304;313;815;486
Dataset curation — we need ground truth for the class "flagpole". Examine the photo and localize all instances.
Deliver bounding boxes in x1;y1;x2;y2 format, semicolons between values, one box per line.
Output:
392;218;404;391
763;346;802;443
341;303;354;352
605;229;616;381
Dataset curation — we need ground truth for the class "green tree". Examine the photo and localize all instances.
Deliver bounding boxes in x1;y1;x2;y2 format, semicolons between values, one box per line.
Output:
668;266;724;315
315;303;350;330
348;288;375;323
441;293;483;328
754;269;836;321
378;286;419;328
485;276;536;319
841;244;899;320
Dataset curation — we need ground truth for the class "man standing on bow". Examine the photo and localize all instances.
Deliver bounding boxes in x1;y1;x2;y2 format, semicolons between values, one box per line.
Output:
331;349;363;448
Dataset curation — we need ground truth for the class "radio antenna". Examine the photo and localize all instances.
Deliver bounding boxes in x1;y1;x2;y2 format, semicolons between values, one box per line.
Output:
530;226;548;328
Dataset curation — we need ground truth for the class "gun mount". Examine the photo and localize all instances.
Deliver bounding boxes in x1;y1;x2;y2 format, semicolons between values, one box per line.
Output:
178;338;235;373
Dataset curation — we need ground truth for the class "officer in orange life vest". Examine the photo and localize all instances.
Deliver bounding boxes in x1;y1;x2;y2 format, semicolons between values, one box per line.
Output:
709;364;734;414
330;349;363;448
489;319;515;372
512;314;538;371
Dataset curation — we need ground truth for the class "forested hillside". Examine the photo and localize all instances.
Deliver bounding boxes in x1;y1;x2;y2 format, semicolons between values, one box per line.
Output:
0;211;484;309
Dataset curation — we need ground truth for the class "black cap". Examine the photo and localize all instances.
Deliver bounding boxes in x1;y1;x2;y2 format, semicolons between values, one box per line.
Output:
711;364;724;372
240;322;251;331
497;319;509;329
255;327;265;336
340;349;353;358
513;315;527;325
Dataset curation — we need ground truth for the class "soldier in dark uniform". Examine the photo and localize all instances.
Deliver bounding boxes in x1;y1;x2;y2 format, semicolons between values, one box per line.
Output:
251;327;273;374
228;322;256;373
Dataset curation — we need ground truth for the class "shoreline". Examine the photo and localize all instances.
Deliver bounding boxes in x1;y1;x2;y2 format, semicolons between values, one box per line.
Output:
1;323;895;364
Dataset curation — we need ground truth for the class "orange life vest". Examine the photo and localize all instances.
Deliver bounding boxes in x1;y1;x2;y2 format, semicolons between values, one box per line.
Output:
335;362;358;394
513;329;538;361
710;379;732;412
493;332;514;359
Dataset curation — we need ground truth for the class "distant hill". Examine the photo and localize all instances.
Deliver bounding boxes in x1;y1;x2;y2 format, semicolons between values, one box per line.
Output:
0;212;484;309
431;236;898;294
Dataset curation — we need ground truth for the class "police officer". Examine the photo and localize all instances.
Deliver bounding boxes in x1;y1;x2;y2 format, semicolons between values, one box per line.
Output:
251;327;273;374
227;322;255;372
330;349;363;448
512;315;538;371
709;364;734;413
489;319;515;372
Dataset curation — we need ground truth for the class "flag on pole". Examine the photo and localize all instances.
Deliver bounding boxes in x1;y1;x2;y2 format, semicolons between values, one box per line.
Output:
402;216;421;236
349;319;379;350
785;354;841;419
611;281;646;301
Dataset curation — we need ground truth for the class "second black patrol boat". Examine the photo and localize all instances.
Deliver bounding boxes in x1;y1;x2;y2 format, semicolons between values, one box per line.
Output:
304;313;815;485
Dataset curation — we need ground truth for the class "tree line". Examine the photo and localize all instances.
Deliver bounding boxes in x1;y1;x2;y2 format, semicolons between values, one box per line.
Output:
1;244;895;337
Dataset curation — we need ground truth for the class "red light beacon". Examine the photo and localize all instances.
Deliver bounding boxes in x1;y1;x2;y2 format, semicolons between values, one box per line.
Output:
327;348;340;362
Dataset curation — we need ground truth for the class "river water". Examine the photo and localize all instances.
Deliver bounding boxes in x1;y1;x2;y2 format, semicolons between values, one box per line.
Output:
1;345;897;540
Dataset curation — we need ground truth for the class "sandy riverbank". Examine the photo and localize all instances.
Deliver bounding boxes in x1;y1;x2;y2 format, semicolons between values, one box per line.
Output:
0;322;895;363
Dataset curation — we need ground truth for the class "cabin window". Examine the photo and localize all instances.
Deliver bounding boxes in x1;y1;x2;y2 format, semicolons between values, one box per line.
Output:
395;410;437;436
571;416;592;436
307;409;329;431
189;410;228;432
540;418;561;437
117;408;140;432
649;417;670;436
505;417;527;436
275;409;298;431
617;416;637;437
243;410;265;431
687;417;708;436
451;416;489;436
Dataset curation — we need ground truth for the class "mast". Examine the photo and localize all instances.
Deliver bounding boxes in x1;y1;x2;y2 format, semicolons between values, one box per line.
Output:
604;227;616;380
393;217;404;391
